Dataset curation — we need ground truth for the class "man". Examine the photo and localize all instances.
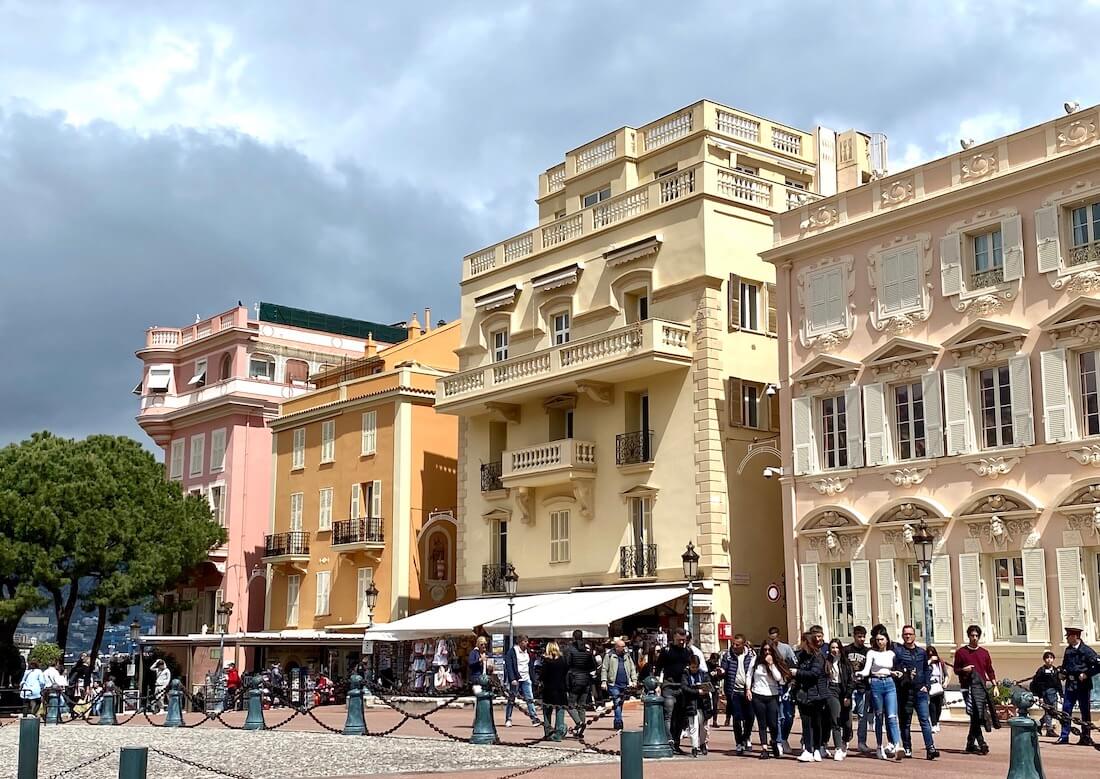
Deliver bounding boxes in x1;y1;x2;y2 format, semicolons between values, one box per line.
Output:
954;624;997;755
224;662;241;711
655;627;694;754
768;626;797;753
269;661;287;708
844;626;872;752
564;629;597;739
601;639;637;731
719;634;756;754
1057;626;1098;746
504;635;540;727
894;625;939;760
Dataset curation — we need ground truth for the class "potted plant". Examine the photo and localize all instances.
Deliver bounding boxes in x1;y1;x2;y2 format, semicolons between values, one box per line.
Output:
990;680;1016;721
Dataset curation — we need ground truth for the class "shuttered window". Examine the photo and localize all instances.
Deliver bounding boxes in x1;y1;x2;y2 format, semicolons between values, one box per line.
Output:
1056;548;1086;639
320;420;336;463
292;428;306;469
1069;201;1100;265
1080;350;1100;436
356;567;374;624
369;480;383;518
893;381;926;460
943;367;970;455
829;566;855;641
970;229;1004;289
290;492;303;531
978;365;1014;448
879;246;921;314
876;559;900;637
350;484;361;519
993;556;1027;641
1022;548;1050;644
286;575;300;625
1035;205;1062;273
550;510;570;563
792;396;815;475
315;570;331;616
189;434;205;476
850;560;872;630
361;411;377;455
169;439;185;480
318;487;333;530
820;394;849;469
806;267;845;334
800;564;821;632
740;281;760;331
905;563;930;638
930;556;955;645
210;428;227;472
1042;349;1074;442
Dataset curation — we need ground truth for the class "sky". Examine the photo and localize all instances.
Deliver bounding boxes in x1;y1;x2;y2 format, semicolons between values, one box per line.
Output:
1;0;1099;446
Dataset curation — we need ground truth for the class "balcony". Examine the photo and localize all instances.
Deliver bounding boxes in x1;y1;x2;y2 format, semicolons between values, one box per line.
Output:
437;318;692;412
330;518;385;552
481;461;504;492
620;544;658;579
615;430;654;466
1069;240;1100;267
482;563;509;594
501;439;596;488
139;377;308;416
263;531;310;564
144;307;247;349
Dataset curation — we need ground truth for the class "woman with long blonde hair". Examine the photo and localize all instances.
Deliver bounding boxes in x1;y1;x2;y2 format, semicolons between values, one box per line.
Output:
540;641;569;741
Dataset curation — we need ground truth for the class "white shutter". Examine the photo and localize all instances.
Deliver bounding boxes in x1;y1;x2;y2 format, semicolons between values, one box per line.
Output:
800;563;821;631
1056;548;1087;640
808;274;827;332
899;246;922;309
357;567;373;623
350;484;361;519
880;249;902;313
286;575;300;625
851;559;872;630
876;559;900;635
361;411;377;455
371;480;383;518
958;553;983;630
169;440;185;480
930;556;955;646
321;420;335;462
1021;548;1050;644
863;383;889;466
792;396;814;475
845;386;864;468
318;488;332;530
190;434;205;476
1009;355;1035;446
315;571;330;615
1040;348;1074;443
1035;206;1061;274
943;367;970;455
922;371;944;458
292;428;305;469
826;269;845;327
1001;214;1024;281
940;233;963;296
290;493;303;531
210;428;227;471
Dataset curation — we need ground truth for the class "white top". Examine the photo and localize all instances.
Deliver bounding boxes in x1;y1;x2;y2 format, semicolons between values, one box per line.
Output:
858;649;897;678
43;667;66;688
513;646;531;683
751;663;784;696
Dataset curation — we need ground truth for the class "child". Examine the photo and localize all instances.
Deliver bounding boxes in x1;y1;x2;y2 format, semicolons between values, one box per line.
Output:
1028;650;1062;738
682;655;713;757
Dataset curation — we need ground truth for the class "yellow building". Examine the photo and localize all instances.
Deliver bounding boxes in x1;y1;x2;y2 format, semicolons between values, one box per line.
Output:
433;102;881;650
261;313;460;675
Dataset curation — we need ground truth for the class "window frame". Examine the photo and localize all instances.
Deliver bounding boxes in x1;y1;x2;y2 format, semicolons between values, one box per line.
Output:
582;186;612;208
551;311;571;345
169;439;185;480
991;555;1027;642
818;393;849;470
1068;199;1100;264
248;353;276;381
318;487;333;531
189;358;208;388
356;567;374;624
290;492;304;531
1078;348;1100;438
286;574;300;626
491;329;509;362
969;227;1005;290
291;428;306;470
891;380;927;461
976;364;1015;449
189;433;205;477
361;410;378;455
320;419;336;464
550;509;570;563
739;280;761;332
207;483;227;528
315;570;331;616
147;365;172;394
210;428;227;472
828;565;855;642
805;265;846;337
742;383;761;429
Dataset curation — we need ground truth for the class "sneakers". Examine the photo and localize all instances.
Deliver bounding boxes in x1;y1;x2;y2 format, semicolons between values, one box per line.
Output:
927;747;940;760
978;743;990;755
877;746;888;760
884;743;896;757
777;740;788;755
735;743;744;755
613;722;623;731
932;724;940;734
797;750;815;763
1054;738;1070;745
834;748;846;761
812;749;823;762
760;749;771;760
903;748;913;758
742;742;753;755
504;719;513;728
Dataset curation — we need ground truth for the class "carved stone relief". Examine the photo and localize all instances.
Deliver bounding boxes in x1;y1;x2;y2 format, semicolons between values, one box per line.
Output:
1057;119;1097;150
801;205;839;230
961;152;997;180
883;467;931;487
810;477;852;496
881;179;914;206
964;456;1021;479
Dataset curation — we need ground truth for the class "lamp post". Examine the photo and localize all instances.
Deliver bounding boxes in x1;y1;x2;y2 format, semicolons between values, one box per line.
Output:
129;619;141;706
504;564;519;649
911;519;935;646
681;542;700;639
216;601;234;672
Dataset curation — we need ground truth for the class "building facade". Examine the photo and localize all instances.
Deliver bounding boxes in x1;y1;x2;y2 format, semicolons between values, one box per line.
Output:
135;302;405;680
438;101;880;648
764;104;1100;678
263;314;459;675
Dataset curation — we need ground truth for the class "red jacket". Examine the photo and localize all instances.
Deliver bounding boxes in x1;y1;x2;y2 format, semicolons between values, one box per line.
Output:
226;668;241;689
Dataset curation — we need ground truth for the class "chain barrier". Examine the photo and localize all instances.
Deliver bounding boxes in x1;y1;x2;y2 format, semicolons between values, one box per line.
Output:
43;750;114;779
1004;676;1098;740
150;746;258;779
494;730;620;779
366;682;468;742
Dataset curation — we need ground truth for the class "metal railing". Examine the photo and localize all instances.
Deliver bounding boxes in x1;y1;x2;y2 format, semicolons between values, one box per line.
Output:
331;518;384;546
482;563;509;594
619;544;658;579
615;430;653;465
481;461;503;492
264;531;310;558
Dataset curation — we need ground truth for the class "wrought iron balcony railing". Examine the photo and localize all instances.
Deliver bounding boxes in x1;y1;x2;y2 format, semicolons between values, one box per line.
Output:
482;563;509;594
615;430;654;465
481;461;504;492
331;517;385;546
264;531;310;558
619;544;658;579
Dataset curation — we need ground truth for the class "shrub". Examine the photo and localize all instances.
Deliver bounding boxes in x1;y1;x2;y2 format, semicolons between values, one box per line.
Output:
28;642;63;668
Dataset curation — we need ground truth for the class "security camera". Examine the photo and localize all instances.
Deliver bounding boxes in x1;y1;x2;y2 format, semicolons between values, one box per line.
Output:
762;466;784;479
1065;101;1081;115
765;383;779;397
960;138;975;150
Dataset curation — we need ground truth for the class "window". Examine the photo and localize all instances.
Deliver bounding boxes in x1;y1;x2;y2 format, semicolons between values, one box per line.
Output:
582;186;611;208
207;485;226;527
367;480;383;518
350;484;361;519
318;487;333;530
970;229;1004;289
1081;350;1100;436
290;492;303;531
291;428;305;469
219;353;233;381
550;510;570;563
147;365;172;393
320;420;336;463
820;394;849;469
210;428;227;472
829;566;855;641
629;496;654;548
249;353;275;381
993;556;1027;641
743;384;761;429
356;567;374;624
285;359;309;385
978;365;1014;448
188;359;207;388
785;178;807;190
734;164;758;176
169;439;185;480
625;290;650;323
905;564;933;638
739;281;760;331
878;246;922;315
554;209;566;219
552;312;570;345
806;267;845;335
893;382;926;460
286;575;300;625
490;518;508;565
1069;201;1100;265
549;408;574;440
655;166;678;179
316;571;331;615
361;411;377;455
189;434;205;477
491;329;509;362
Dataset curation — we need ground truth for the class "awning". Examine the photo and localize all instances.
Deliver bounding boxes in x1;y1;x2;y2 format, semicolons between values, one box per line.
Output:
483;585;685;639
604;235;661;267
531;263;581;293
363;593;562;642
138;630;365;647
474;285;520;311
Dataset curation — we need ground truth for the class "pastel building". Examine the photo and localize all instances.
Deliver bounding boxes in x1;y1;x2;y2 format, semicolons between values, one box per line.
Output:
763;103;1100;678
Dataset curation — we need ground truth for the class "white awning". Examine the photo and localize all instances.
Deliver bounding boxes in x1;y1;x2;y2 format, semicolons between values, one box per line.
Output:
363;593;562;642
531;263;581;293
147;365;172;391
474;285;520;311
483;585;685;639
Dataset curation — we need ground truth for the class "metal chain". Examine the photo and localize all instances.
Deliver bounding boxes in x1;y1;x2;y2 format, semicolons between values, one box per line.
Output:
43;750;114;779
495;730;619;779
1005;677;1097;736
149;747;257;779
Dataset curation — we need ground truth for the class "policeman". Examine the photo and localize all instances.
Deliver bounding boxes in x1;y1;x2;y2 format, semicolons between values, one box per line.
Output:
1056;626;1098;746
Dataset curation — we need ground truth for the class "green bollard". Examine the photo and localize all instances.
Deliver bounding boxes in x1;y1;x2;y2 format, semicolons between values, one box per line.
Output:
18;716;40;779
98;681;119;725
620;730;643;779
343;674;366;735
470;674;498;745
44;689;62;725
1007;688;1045;779
242;674;266;731
164;679;184;727
640;677;673;759
118;746;148;779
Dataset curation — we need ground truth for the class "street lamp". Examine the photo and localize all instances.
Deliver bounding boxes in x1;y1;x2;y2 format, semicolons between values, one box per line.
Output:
362;580;380;684
364;581;380;628
216;601;234;671
911;519;935;646
129;619;141;700
681;542;700;638
504;564;519;649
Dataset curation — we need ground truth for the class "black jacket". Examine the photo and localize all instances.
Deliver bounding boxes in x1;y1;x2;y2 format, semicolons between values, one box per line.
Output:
681;668;711;717
1062;642;1100;689
1029;666;1063;698
825;652;854;700
564;641;596;690
656;644;693;686
794;649;829;704
540;657;568;706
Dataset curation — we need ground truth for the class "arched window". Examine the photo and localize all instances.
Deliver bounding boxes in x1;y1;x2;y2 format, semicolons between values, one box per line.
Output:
248;352;275;381
219;353;233;381
285;359;309;385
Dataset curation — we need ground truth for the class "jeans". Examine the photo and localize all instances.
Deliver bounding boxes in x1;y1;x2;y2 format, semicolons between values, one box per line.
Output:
778;685;795;741
869;677;901;747
661;683;683;742
506;680;538;722
929;693;944;726
542;704;566;740
797;699;829;753
1038;689;1058;731
752;693;779;747
729;691;753;746
1060;682;1093;741
899;688;935;751
567;687;589;729
853;687;872;745
608;685;627;727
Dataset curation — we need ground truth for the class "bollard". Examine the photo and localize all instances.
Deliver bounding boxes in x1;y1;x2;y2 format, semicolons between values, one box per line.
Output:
470;674;499;745
620;729;644;779
1007;688;1044;779
99;681;119;725
640;677;673;759
18;716;40;779
44;689;62;725
243;674;266;731
164;679;184;727
118;746;148;779
343;673;366;735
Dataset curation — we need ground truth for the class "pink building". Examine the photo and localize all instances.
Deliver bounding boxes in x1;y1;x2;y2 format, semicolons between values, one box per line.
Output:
135;302;407;680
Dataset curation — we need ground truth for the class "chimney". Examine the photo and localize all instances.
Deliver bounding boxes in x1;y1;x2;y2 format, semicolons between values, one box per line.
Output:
423;308;432;333
365;332;376;357
406;313;422;341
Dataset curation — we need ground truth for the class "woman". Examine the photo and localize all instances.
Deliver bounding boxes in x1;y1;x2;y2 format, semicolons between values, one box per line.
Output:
19;659;45;717
706;652;722;729
540;642;568;741
857;630;903;760
750;640;789;759
927;646;950;734
825;638;854;761
468;636;489;693
151;659;171;713
793;632;830;763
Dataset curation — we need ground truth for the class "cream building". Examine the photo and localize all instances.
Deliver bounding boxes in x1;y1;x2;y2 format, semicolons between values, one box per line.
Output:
763;103;1100;678
436;101;880;649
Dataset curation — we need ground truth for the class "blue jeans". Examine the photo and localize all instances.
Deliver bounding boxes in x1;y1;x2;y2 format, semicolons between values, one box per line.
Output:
1060;683;1093;740
506;680;538;722
899;688;935;751
609;685;626;727
778;685;795;741
853;688;872;745
869;677;901;746
1040;689;1059;731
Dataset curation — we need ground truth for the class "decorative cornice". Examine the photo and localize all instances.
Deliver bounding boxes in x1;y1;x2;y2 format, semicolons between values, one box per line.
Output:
810;477;853;496
1057;118;1097;150
800;205;839;230
883;467;932;487
807;529;861;558
1066;444;1100;466
964;456;1021;479
881;178;915;206
961;151;997;180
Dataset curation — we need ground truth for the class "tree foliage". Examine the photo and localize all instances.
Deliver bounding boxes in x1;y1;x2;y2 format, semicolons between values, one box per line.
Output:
28;641;62;668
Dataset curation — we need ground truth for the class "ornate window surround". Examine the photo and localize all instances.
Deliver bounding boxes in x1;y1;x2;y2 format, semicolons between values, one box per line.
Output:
1039;179;1100;293
863;337;938;382
956;491;1040;551
792;355;860;397
942;207;1023;314
867;233;934;335
943;319;1028;369
797;255;856;352
870;499;950;557
796;506;866;562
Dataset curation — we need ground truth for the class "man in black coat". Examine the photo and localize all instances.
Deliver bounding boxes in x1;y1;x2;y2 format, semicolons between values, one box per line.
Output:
563;629;596;738
655;627;694;753
1057;626;1098;745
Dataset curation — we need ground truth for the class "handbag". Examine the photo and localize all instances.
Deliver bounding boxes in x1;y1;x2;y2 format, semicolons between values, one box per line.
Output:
929;682;944;697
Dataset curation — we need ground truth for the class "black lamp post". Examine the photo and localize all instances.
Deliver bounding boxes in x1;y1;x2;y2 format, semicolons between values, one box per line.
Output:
911;520;935;645
129;619;141;697
681;542;700;638
216;601;234;671
504;564;519;648
361;580;380;684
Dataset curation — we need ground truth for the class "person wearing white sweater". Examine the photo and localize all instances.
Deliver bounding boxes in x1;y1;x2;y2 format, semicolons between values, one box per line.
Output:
750;640;790;759
857;631;903;761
